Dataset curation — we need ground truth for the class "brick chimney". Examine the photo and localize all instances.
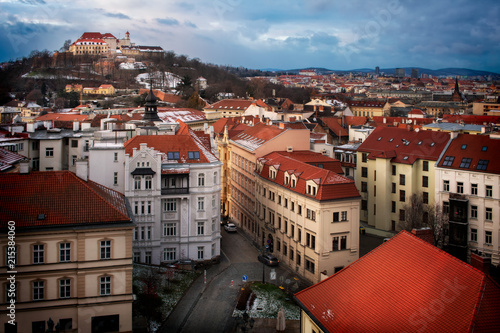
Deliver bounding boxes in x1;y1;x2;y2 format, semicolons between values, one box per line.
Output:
470;252;491;275
411;228;433;244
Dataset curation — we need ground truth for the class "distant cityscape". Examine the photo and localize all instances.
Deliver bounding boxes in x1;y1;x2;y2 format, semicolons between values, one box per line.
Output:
0;30;499;333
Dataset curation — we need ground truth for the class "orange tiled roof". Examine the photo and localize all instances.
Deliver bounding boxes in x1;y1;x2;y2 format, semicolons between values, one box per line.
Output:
257;151;359;201
295;231;500;332
35;113;89;122
0;171;131;228
205;99;253;110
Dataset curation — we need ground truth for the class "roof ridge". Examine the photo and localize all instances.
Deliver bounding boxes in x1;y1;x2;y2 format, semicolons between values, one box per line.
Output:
87;179;131;221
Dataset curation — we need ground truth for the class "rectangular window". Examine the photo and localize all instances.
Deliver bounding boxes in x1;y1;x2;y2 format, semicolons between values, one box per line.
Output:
333;212;339;222
72;155;77;166
373;185;376;197
168;152;180;160
340;236;347;250
361;200;367;210
485;207;493;221
113;172;118;185
164;199;177;212
145;176;152;189
332;237;339;251
399;209;405;221
297;253;301;266
423;192;429;204
361;181;367;192
114;152;118;161
442;156;455;166
341;211;347;221
476;159;489;171
443;202;450;214
33;281;44;300
422;176;428;188
197;222;205;235
100;240;111;260
188;151;200;159
486;185;492;198
471;206;478;219
362;153;367;163
145;252;151;264
485;231;492;245
361;167;368;178
457;182;464;194
291;201;295;212
392;165;396;176
198;174;205;186
470;228;477;242
100;276;111;295
459;157;472;168
198;197;205;211
45;147;54;157
134;177;141;190
400;174;405;186
391;182;396;193
298;229;302;243
33;244;44;264
283;244;287;256
60;243;71;262
443;180;450;192
305;259;315;273
197;246;204;260
423;161;429;171
391;201;396;213
60;279;71;298
133;252;140;262
298;205;302;215
163;248;176;261
400;190;405;202
471;184;478;196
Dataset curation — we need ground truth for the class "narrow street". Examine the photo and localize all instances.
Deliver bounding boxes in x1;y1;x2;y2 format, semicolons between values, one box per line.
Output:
159;229;308;333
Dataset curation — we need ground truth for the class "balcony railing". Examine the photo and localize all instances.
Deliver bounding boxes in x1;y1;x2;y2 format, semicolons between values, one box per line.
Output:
161;187;189;195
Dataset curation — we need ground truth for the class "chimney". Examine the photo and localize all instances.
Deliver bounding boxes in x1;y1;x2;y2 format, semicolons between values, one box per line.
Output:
73;121;80;131
19;159;30;174
75;159;88;181
470;252;491;275
26;122;35;133
411;228;433;244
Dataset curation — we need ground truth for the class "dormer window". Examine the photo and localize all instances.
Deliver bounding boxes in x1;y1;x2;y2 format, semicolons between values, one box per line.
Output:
291;175;297;188
188;151;200;160
269;167;277;180
168;152;180;160
284;173;290;186
307;182;317;196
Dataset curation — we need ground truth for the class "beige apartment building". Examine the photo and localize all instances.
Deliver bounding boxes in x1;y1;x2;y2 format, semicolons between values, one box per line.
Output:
219;122;310;240
0;169;134;333
356;127;450;231
255;151;360;283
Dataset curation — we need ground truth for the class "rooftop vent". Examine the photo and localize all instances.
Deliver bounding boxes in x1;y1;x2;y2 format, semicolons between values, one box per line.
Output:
286;146;293;152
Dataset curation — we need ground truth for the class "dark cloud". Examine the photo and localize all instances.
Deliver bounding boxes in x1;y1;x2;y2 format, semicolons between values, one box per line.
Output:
184;21;197;29
156;18;180;26
104;12;130;20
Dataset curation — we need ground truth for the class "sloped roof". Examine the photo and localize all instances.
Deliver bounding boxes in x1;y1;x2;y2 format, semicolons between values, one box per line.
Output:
157;108;206;124
257;152;359;201
272;150;344;174
436;134;500;175
0;148;25;172
124;131;219;164
205;99;254;110
231;122;286;151
35;113;89;122
0;171;131;228
320;117;348;137
358;127;450;164
295;231;500;333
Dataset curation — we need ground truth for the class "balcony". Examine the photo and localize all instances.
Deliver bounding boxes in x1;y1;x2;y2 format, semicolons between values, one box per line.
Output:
161;187;189;195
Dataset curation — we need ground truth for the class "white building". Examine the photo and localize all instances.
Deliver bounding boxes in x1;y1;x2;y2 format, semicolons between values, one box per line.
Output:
123;123;222;265
435;133;500;265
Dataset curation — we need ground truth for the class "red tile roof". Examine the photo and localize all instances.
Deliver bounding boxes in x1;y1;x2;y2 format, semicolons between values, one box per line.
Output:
358;127;450;164
257;151;359;201
320;117;348;137
0;148;25;172
0;171;131;228
205;99;253;110
231;122;286;151
443;114;500;125
272;151;344;174
295;231;500;333
35;113;89;122
343;116;368;126
436;134;500;174
124;130;218;164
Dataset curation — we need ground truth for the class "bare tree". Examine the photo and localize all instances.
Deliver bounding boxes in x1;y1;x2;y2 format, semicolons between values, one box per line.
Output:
399;193;448;248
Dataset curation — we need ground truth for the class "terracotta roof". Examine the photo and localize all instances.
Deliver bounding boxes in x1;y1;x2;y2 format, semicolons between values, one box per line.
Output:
272;151;344;174
443;114;500;125
0;171;131;228
257;151;359;201
35;113;89;122
231;122;286;151
436;134;500;174
0;148;25;172
343;116;368;126
205;99;253;110
320;118;348;137
157;108;206;124
358;127;450;164
295;231;500;333
124;130;218;164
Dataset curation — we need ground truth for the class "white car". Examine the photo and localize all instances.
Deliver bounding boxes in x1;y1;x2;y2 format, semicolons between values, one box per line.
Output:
224;223;237;232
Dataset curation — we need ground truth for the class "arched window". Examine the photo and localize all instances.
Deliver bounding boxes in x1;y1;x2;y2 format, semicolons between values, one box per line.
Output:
198;173;205;187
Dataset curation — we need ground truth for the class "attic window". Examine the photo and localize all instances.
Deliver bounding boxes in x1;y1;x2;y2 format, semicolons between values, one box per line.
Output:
389;138;393;142
403;156;409;160
482;146;487;151
459;157;472;168
377;137;382;141
442;156;455;166
461;144;467;150
188;151;200;160
417;141;422;145
37;214;46;220
167;152;180;160
430;142;435;147
477;159;489;170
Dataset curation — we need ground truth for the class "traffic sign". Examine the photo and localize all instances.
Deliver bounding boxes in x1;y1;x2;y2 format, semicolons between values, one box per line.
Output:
242;275;248;282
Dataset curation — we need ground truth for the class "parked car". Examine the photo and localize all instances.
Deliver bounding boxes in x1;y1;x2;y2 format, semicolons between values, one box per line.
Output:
258;253;279;266
165;259;199;270
224;223;237;232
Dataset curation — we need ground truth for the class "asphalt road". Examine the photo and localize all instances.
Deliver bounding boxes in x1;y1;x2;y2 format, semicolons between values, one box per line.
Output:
160;229;309;333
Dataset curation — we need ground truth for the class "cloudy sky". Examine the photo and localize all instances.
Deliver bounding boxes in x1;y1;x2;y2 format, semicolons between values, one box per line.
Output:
1;0;499;72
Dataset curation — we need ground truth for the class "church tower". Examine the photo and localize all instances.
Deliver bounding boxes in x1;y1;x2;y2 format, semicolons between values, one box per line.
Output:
451;77;464;102
142;85;161;122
